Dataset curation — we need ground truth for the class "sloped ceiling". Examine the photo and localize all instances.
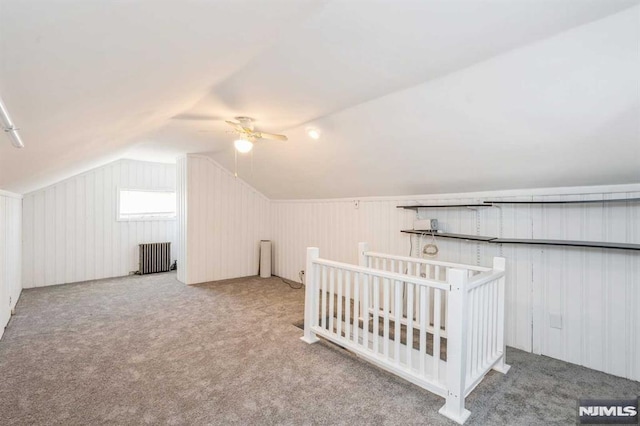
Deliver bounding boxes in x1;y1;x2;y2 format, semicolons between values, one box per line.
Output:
1;0;638;197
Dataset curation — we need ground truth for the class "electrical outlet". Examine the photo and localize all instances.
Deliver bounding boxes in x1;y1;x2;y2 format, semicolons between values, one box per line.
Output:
550;313;562;329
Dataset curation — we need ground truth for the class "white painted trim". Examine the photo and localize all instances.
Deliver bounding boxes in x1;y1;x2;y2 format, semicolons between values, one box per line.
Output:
187;154;271;202
271;183;640;204
0;189;22;199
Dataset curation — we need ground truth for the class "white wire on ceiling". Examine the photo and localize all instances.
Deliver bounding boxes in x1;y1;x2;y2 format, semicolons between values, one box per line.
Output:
0;96;24;148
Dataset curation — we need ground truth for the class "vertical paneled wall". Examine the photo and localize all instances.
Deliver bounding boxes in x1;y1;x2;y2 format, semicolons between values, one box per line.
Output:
22;159;176;288
0;191;22;339
176;157;188;284
177;155;271;285
272;186;640;381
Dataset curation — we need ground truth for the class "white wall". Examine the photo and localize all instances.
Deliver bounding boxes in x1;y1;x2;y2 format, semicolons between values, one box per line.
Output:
22;159;176;288
176;155;271;285
0;190;22;339
272;184;640;381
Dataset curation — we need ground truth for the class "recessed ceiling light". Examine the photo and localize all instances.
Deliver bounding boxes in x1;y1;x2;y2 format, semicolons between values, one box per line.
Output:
307;128;320;140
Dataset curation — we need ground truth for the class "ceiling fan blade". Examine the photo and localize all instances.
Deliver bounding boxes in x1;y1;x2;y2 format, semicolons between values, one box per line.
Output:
172;113;223;121
226;120;253;133
257;132;288;141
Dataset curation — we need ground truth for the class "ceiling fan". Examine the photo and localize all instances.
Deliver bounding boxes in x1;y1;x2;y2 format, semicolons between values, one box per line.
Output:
226;117;287;153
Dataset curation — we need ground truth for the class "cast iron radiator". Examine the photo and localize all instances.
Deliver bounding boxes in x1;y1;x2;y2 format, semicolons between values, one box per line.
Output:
138;242;171;274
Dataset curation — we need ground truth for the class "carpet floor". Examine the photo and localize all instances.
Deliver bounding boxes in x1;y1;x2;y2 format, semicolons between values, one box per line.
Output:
0;272;638;425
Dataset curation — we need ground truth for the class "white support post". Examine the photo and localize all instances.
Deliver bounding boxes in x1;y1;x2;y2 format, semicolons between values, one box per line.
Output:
301;247;321;344
491;257;510;374
439;268;471;424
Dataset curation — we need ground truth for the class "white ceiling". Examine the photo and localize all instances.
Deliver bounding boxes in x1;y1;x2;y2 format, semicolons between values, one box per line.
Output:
1;0;638;197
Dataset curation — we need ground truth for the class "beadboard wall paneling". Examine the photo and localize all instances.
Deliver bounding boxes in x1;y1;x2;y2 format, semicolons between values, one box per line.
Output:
272;187;640;381
22;159;176;288
0;191;22;339
176;157;188;284
177;155;271;285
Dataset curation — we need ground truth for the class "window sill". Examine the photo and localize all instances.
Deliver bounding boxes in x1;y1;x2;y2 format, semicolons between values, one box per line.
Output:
117;217;177;222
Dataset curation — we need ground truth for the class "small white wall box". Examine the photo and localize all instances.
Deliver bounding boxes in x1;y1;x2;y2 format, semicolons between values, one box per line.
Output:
413;219;438;231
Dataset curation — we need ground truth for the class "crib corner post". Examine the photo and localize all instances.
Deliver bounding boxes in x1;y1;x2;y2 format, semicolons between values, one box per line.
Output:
492;257;511;374
358;242;369;267
301;247;320;345
439;268;471;425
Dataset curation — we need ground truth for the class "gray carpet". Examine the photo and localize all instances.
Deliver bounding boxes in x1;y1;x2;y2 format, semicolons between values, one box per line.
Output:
0;273;637;425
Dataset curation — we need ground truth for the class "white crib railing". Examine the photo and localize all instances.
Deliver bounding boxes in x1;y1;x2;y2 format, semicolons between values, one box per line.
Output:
359;242;492;341
301;243;509;424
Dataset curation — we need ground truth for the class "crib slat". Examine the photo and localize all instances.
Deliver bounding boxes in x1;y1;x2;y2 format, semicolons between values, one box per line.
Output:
345;271;351;341
321;266;327;330
329;268;335;334
394;280;402;365
478;286;487;371
406;282;414;370
383;278;390;359
442;291;448;332
433;288;441;379
485;284;491;365
480;284;487;369
363;274;370;350
372;259;378;313
413;263;420;324
373;276;380;354
337;269;343;338
491;280;498;357
488;283;494;360
353;272;359;344
419;285;427;376
425;284;431;336
473;287;481;376
315;263;321;331
389;260;395;317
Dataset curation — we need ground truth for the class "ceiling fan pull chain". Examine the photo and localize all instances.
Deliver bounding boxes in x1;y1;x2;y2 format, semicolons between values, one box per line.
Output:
234;148;238;178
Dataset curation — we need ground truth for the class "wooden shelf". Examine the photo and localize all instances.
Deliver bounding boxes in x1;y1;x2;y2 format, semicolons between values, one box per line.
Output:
398;198;640;209
484;198;640;205
397;204;489;209
400;230;494;242
401;230;640;251
493;238;640;251
400;196;640;251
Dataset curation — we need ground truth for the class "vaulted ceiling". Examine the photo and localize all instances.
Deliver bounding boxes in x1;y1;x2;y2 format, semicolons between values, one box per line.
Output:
1;0;638;197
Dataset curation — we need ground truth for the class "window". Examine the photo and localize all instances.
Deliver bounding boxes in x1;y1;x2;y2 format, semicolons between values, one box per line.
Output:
118;189;176;220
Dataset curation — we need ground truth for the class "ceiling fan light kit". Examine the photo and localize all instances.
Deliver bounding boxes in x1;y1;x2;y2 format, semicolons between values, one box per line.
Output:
234;138;254;153
226;116;288;154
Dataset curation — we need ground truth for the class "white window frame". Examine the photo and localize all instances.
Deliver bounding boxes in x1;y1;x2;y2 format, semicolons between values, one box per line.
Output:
116;187;177;222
